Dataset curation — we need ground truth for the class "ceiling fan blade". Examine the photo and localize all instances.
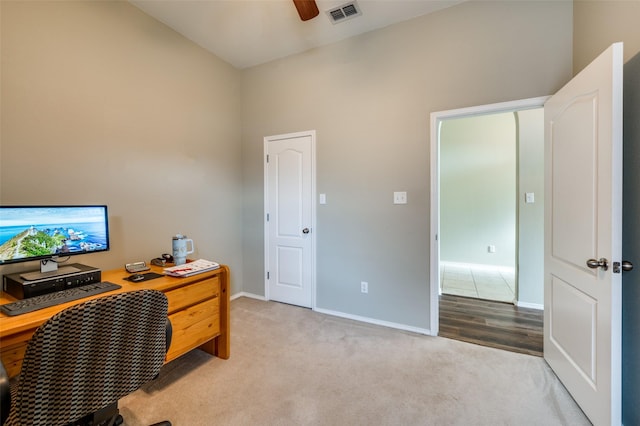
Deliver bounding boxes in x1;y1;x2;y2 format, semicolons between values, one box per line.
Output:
293;0;319;21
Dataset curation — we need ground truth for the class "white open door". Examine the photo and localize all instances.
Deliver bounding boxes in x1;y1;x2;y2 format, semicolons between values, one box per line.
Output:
544;43;623;426
264;131;315;308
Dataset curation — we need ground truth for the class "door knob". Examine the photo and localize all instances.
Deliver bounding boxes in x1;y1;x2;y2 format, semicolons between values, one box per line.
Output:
586;258;609;271
302;228;310;234
622;261;634;272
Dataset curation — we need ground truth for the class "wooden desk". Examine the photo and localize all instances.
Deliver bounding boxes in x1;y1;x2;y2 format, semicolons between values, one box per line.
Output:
0;264;230;378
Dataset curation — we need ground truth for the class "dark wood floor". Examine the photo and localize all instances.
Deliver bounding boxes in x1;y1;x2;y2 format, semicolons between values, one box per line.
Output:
439;294;543;356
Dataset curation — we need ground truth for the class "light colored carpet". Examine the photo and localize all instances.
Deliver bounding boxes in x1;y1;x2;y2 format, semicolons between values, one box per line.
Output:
120;297;590;425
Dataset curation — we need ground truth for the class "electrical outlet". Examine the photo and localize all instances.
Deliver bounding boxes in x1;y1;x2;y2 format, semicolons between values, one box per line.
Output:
361;281;368;294
488;245;496;253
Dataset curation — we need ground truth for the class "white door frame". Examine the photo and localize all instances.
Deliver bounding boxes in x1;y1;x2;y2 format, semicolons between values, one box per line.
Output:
264;130;317;309
429;96;549;336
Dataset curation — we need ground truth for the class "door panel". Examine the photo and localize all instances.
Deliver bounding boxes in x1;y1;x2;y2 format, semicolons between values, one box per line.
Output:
550;275;597;382
265;131;315;308
550;95;597;269
277;246;303;287
544;43;623;426
276;149;304;237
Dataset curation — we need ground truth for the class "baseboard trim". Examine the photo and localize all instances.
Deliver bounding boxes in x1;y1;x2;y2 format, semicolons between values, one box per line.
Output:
441;260;515;274
232;293;433;335
231;291;267;301
314;307;432;336
516;301;543;310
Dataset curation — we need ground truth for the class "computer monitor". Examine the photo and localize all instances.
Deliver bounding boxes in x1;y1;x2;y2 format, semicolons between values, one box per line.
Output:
0;205;110;279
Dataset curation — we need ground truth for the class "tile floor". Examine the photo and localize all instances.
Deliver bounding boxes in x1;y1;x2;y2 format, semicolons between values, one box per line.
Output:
440;261;515;303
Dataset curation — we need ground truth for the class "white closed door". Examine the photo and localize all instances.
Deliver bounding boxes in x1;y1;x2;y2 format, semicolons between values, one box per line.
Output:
264;131;315;308
544;43;623;426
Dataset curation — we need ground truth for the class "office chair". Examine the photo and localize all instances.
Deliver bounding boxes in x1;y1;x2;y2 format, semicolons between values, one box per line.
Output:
1;289;172;426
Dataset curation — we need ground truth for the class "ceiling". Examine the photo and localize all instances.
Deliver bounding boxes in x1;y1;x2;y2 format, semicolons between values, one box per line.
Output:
129;0;465;69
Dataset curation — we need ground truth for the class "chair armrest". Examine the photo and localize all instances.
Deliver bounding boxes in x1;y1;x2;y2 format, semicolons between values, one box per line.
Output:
165;318;173;353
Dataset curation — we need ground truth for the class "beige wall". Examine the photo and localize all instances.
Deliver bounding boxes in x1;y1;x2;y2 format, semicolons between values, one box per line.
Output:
574;0;640;73
241;1;573;328
4;0;634;331
0;1;244;292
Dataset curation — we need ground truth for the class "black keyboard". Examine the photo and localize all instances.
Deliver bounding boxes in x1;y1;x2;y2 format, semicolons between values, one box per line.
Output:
0;281;122;316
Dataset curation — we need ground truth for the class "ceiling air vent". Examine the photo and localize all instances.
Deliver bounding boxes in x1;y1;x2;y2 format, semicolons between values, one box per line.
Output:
326;1;362;24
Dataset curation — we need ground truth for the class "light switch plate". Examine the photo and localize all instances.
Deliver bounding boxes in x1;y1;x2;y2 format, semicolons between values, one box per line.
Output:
319;194;326;205
394;191;407;204
525;192;535;203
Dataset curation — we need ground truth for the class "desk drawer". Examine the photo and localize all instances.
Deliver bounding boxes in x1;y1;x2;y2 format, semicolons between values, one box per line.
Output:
165;276;219;314
1;342;27;378
166;297;219;362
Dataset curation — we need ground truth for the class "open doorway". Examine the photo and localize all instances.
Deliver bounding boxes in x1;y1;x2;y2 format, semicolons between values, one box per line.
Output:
429;97;547;335
439;112;518;303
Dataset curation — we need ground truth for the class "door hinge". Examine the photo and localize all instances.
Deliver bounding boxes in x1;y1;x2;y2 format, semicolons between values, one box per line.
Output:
266;154;269;163
267;271;270;280
266;213;270;222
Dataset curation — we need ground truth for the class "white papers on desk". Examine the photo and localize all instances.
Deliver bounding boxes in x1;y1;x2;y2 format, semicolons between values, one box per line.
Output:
163;259;220;277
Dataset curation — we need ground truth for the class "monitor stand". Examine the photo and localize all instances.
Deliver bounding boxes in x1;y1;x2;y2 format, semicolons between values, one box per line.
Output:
19;259;82;281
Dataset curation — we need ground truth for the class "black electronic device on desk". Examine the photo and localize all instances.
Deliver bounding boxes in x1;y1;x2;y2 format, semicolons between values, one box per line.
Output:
0;281;122;316
2;263;102;300
151;257;167;267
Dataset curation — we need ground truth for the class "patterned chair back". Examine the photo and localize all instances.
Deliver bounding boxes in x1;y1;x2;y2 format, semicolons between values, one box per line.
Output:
5;289;169;426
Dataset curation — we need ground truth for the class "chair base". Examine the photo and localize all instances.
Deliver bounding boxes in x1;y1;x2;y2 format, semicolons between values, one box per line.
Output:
68;403;170;426
68;402;121;426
